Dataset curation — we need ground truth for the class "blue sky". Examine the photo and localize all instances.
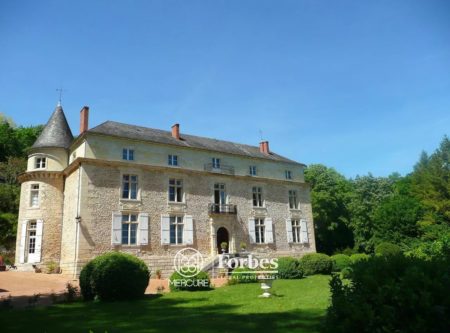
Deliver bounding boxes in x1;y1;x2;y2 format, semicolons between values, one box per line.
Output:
1;0;449;177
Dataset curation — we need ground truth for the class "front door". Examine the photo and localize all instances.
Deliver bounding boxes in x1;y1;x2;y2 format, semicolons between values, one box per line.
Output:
216;227;229;254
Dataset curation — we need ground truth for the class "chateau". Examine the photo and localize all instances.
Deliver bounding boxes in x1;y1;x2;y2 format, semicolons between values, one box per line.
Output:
15;104;316;276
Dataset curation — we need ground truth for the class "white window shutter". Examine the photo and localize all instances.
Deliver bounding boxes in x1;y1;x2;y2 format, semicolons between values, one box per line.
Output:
184;215;194;245
300;219;309;244
161;215;171;245
248;218;256;244
265;217;274;244
19;221;27;264
285;219;293;243
138;213;149;245
34;220;44;262
111;212;122;245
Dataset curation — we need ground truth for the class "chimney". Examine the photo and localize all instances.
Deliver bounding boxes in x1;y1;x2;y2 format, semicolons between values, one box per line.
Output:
259;141;270;154
80;106;89;134
171;123;180;140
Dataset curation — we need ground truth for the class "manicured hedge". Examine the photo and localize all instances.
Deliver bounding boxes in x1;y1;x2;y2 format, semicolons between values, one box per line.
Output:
349;253;370;264
277;257;303;279
169;270;211;291
331;254;351;272
375;242;402;257
300;253;332;275
324;255;450;333
79;252;150;301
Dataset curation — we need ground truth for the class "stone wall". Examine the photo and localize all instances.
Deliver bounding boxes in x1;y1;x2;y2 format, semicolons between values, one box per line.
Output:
68;160;315;276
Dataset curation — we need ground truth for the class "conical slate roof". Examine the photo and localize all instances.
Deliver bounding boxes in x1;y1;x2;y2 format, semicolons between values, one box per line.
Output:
32;105;74;149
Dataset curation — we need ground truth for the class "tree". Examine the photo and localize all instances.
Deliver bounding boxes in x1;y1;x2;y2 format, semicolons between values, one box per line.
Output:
305;164;354;254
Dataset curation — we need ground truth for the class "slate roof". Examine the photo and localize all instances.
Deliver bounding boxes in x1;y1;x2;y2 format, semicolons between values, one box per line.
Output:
88;121;302;165
32;105;74;150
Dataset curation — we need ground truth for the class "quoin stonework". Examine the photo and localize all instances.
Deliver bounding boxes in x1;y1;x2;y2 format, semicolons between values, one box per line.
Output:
15;104;316;276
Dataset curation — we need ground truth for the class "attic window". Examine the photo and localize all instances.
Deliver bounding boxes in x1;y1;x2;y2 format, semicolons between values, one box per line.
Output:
122;148;134;161
35;157;46;169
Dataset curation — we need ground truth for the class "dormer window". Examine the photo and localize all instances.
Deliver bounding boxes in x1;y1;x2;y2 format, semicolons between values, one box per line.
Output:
122;148;134;161
212;158;221;169
35;157;46;169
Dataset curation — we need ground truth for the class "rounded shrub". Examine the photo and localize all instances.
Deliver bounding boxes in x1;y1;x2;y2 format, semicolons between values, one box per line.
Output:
331;254;352;272
277;257;303;279
169;269;211;291
340;266;353;279
350;253;370;264
229;267;258;284
300;253;332;275
79;252;150;301
375;242;402;257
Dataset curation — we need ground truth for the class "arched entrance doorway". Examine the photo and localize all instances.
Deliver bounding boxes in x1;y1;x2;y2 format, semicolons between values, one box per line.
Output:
216;227;229;254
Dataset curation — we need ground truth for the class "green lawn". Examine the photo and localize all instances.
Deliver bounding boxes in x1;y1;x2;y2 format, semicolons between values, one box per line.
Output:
1;275;330;333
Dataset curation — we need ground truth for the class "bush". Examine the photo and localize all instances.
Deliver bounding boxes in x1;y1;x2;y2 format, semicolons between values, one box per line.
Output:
331;254;351;272
324;255;450;333
229;267;258;284
349;253;370;264
169;269;211;291
375;242;402;257
79;252;150;301
340;266;353;279
300;253;332;275
276;257;303;279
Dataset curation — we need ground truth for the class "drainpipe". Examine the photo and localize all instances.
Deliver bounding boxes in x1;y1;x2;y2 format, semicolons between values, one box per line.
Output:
73;163;82;279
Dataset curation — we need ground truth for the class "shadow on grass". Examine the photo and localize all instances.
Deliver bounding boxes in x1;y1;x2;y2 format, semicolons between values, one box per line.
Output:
1;293;324;333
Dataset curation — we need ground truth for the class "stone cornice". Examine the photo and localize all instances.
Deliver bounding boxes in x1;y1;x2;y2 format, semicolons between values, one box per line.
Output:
64;157;311;188
18;171;64;183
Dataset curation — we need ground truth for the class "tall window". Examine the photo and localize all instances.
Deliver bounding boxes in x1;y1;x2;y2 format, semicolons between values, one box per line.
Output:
249;166;257;176
27;221;37;255
168;154;178;166
121;214;138;245
255;218;265;244
212;157;221;169
170;215;184;244
122;175;138;199
122;148;134;161
292;219;301;243
252;187;263;207
169;179;183;202
35;157;46;169
289;190;298;209
285;170;292;179
30;184;40;207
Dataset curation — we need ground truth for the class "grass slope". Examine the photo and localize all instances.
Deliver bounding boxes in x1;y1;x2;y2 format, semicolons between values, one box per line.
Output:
1;275;330;333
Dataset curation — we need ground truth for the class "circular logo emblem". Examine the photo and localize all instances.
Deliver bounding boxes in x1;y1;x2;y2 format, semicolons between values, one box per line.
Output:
173;248;204;278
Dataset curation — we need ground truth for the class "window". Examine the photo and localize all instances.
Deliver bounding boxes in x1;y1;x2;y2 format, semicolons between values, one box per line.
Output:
292;219;301;243
170;215;184;244
122;175;138;200
122;148;134;161
35;157;46;169
168;154;178;166
285;170;292;179
255;218;265;244
30;184;40;207
27;221;37;254
121;214;138;245
252;187;263;207
169;179;183;202
212;158;221;169
289;190;298;209
249;166;257;176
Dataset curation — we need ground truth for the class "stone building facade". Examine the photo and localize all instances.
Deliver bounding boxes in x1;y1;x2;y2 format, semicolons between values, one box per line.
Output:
16;105;316;276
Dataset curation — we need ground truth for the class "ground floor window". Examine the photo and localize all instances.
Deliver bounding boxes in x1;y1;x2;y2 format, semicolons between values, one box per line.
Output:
255;218;265;243
122;213;138;245
170;216;184;244
27;221;37;255
292;219;301;243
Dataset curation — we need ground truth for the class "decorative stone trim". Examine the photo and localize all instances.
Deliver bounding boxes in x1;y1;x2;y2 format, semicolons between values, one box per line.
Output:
18;171;64;183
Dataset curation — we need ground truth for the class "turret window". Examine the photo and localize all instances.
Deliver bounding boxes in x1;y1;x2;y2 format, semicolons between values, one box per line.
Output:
35;157;46;169
30;184;40;207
